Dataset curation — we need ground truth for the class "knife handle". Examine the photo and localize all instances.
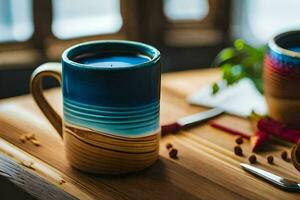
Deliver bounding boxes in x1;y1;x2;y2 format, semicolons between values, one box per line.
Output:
161;123;181;136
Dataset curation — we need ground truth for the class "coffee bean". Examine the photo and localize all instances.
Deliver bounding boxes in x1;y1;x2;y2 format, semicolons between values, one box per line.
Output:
281;151;288;160
169;148;178;159
234;146;243;156
267;155;274;164
59;179;66;185
19;135;26;143
25;133;35;140
248;155;257;164
166;143;173;150
235;137;243;145
31;139;41;146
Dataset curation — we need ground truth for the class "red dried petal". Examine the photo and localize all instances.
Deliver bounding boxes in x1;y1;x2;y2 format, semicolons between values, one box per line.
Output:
251;130;270;152
257;118;300;143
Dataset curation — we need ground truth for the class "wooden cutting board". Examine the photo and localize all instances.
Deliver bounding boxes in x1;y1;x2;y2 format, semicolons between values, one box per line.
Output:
0;68;299;200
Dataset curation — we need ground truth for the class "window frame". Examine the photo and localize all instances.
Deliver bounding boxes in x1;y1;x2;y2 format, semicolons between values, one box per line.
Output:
0;0;231;69
37;0;140;60
0;0;140;68
161;0;231;46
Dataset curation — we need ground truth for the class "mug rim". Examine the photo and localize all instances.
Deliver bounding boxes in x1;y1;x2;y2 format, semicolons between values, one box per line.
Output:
62;40;161;70
268;30;300;59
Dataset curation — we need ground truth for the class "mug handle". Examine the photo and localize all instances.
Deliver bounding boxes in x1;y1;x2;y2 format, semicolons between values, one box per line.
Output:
291;143;300;172
30;62;63;138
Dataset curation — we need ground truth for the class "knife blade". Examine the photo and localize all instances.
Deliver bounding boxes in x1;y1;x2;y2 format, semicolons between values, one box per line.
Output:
240;163;300;192
161;108;224;135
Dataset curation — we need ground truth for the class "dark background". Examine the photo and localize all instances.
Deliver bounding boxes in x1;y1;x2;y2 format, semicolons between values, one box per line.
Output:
1;0;298;99
0;0;231;99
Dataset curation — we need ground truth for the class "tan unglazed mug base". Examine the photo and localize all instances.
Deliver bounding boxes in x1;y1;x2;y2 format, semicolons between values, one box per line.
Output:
265;94;300;128
64;124;160;174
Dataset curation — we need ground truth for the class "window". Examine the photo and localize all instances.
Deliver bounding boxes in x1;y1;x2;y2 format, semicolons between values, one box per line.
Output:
161;0;228;47
232;0;300;44
0;0;230;71
0;0;231;98
0;0;33;42
52;0;122;39
163;0;209;21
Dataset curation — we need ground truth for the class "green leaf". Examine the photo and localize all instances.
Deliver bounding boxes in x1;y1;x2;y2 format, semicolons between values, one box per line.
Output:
220;48;235;61
212;82;219;95
234;39;245;50
211;38;266;94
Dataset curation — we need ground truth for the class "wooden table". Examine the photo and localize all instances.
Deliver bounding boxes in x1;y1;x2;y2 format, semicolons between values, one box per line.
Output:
0;68;299;200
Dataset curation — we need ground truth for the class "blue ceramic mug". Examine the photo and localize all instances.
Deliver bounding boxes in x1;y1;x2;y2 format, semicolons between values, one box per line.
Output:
30;40;161;174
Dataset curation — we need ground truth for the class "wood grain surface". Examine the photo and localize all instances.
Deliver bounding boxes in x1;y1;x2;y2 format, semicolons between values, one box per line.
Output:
0;68;299;199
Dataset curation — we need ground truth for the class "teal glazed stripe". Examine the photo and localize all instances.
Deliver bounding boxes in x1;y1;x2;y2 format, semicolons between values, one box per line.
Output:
63;98;160;136
269;30;300;66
